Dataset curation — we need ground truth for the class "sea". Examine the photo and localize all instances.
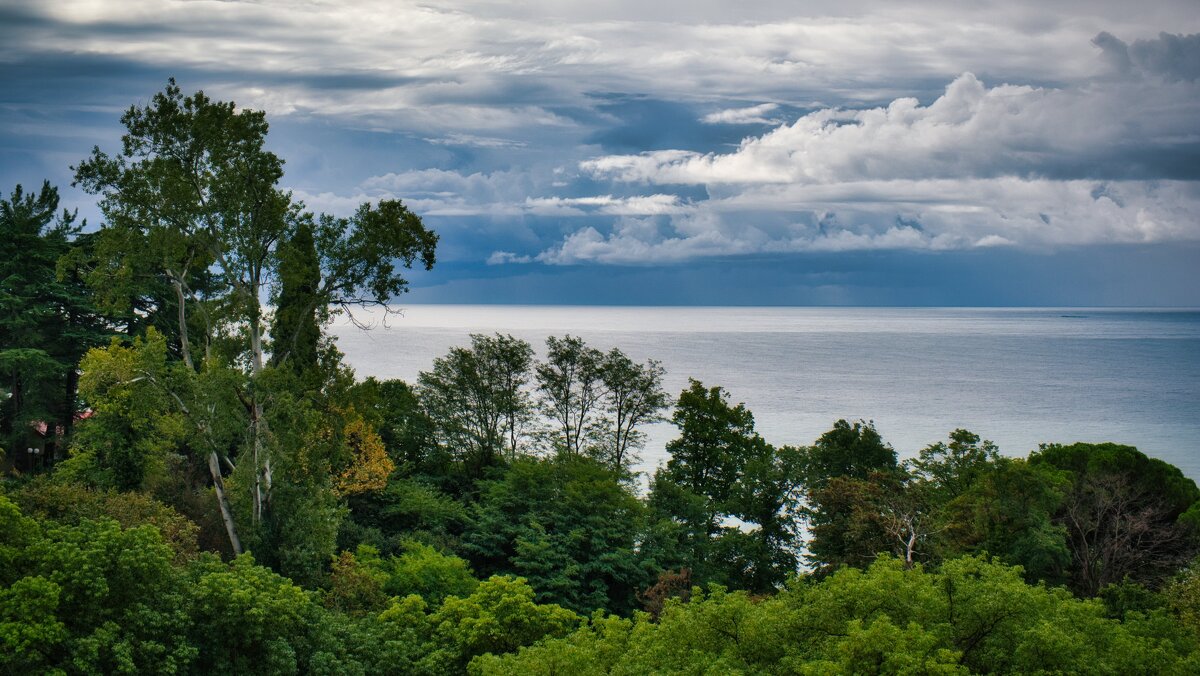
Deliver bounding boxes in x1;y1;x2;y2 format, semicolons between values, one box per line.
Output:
329;306;1200;480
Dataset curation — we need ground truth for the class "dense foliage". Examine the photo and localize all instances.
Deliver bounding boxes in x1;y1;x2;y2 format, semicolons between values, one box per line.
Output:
4;82;1200;674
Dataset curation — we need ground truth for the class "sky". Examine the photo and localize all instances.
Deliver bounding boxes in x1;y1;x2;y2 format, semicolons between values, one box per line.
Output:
2;0;1199;306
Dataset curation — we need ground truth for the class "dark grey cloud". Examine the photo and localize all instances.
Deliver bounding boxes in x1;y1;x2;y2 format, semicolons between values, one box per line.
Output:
584;97;755;154
1094;31;1200;81
2;1;1200;304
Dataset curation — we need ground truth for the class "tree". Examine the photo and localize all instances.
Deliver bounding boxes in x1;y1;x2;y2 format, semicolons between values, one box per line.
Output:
0;182;109;462
331;408;395;498
73;80;437;555
419;333;535;476
648;381;802;590
186;554;343;673
536;335;607;457
269;220;321;375
1031;442;1200;596
932;457;1070;584
67;330;189;491
596;349;667;473
796;418;896;488
356;377;438;472
533;337;667;472
661;380;765;508
805;474;898;573
462;456;650;615
910;428;1000;502
721;443;806;591
0;498;197;674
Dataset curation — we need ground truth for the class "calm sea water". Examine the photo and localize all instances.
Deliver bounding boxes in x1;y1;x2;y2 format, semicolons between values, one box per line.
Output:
329;306;1200;480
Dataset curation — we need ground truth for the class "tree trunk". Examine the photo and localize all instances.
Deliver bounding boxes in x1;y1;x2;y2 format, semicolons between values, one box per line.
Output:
167;271;195;371
208;451;243;555
247;302;271;522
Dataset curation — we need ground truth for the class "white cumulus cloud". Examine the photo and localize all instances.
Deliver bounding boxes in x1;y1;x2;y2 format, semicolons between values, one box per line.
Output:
583;72;1200;185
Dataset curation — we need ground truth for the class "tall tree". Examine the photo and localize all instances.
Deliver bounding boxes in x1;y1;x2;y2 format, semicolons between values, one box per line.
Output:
419;334;535;476
269;220;321;375
0;182;108;461
661;379;765;508
910;428;1000;502
647;380;804;589
462;455;649;615
536;335;606;457
596;349;667;473
72;80;437;555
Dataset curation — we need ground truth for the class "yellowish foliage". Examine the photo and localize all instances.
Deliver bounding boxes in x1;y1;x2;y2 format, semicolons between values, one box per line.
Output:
332;411;393;496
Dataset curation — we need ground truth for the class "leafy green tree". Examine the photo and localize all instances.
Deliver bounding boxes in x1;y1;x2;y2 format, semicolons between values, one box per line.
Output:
480;554;1200;674
1031;442;1200;595
805;474;897;574
933;456;1070;583
595;349;667;473
0;502;197;674
910;428;1000;502
65;328;246;551
0;182;109;462
463;456;649;614
469;612;637;675
341;477;469;556
796;418;896;488
73;80;437;557
801;421;934;574
661;379;765;509
67;329;189;491
269;220;322;376
1167;559;1200;636
390;544;479;606
642;469;718;582
356;377;438;472
419;333;535;476
11;479;200;563
0;576;67;673
186;554;341;673
535;338;666;471
726;443;806;591
427;575;581;672
536;335;607;457
649;381;807;590
346;541;479;607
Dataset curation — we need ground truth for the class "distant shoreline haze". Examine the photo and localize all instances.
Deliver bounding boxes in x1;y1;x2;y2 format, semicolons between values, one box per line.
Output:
331;305;1200;479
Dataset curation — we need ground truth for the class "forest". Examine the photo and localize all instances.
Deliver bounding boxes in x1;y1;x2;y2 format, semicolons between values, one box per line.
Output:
4;82;1200;674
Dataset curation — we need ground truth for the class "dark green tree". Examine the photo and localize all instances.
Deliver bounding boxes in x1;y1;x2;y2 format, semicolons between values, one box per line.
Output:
796;418;897;488
0;182;109;462
910;428;1000;502
269;220;321;375
661;379;765;508
1031;442;1200;595
462;455;649;614
932;456;1070;584
649;381;802;590
805;473;900;573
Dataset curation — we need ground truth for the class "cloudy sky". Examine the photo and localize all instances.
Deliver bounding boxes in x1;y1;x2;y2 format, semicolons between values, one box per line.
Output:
2;0;1199;305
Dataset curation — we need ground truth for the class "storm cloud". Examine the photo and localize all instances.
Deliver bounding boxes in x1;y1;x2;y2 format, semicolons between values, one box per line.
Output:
2;0;1199;304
